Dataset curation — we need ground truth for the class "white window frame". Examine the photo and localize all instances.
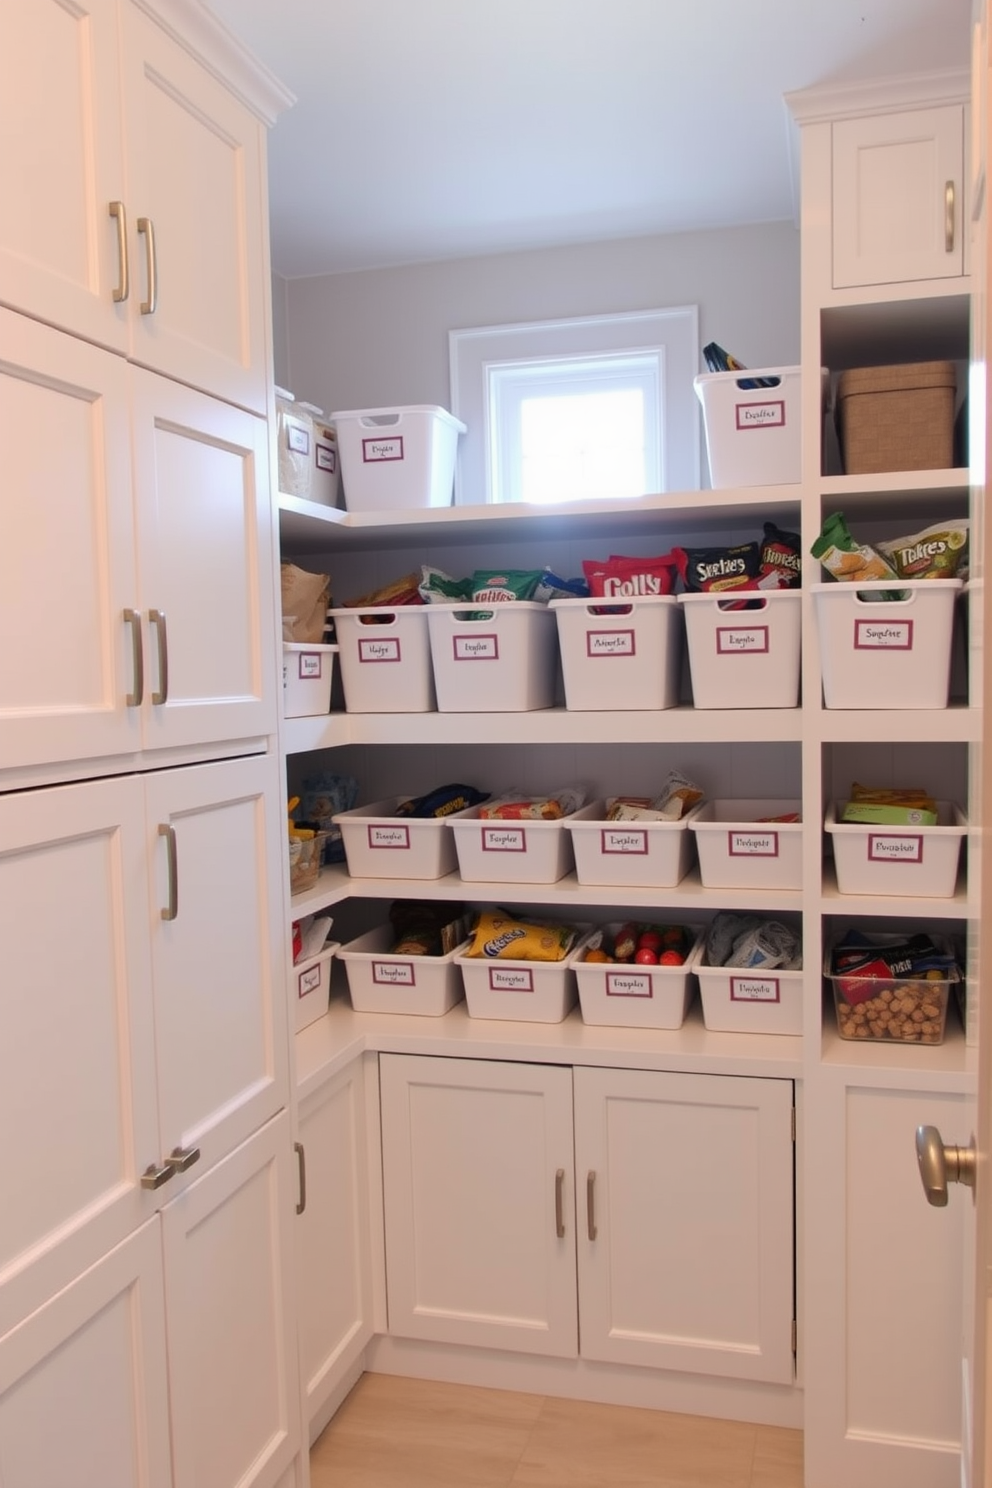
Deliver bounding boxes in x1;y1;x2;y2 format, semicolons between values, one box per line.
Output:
449;306;699;506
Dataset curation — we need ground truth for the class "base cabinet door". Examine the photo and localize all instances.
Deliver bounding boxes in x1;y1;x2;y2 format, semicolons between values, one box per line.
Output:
296;1056;373;1430
0;1220;173;1488
574;1066;796;1384
379;1054;578;1357
161;1111;302;1488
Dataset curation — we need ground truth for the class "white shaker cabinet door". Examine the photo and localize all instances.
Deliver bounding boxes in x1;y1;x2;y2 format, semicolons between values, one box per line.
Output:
0;0;129;355
832;105;965;288
0;310;139;773
121;2;270;415
574;1066;795;1384
0;775;161;1338
130;368;277;754
144;753;289;1181
379;1053;578;1357
161;1111;302;1488
0;1220;172;1488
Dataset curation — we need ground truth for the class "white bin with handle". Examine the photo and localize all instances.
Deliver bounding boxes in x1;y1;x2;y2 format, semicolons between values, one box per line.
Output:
331;405;466;512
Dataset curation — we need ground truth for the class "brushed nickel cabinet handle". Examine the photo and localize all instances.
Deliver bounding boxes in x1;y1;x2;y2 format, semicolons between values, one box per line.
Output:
168;1144;200;1173
140;1160;175;1190
123;608;143;706
158;823;178;921
137;216;158;314
148;608;168;704
587;1170;597;1241
945;181;956;253
295;1141;307;1215
108;200;129;302
554;1168;565;1239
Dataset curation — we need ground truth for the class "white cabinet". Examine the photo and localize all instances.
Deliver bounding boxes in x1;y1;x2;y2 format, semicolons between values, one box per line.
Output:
0;0;273;413
0;307;276;777
378;1054;794;1384
296;1056;374;1430
832;105;966;288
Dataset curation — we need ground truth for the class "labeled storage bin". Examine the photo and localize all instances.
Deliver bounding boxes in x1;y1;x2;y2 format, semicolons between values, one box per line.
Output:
678;591;801;709
338;926;466;1016
275;387;314;500
825;801;966;898
427;602;558;712
574;926;703;1030
550;596;681;711
449;806;579;884
282;642;337;718
836;361;957;474
306;407;341;507
331;404;466;512
690;800;803;891
292;941;340;1033
329;607;435;712
826;937;960;1045
694;366;809;487
456;933;590;1024
563;800;702;888
333;796;470;880
812;579;963;709
692;940;804;1036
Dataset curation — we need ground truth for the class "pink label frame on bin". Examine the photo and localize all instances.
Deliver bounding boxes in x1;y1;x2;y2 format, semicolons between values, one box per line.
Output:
372;960;416;986
482;826;527;853
367;823;411;850
728;830;779;858
358;636;402;664
362;434;404;463
600;827;649;856
452;633;499;661
868;833;924;864
716;624;769;655
730;975;781;1003
297;652;323;679
586;628;636;658
854;618;914;650
605;970;653;999
298;964;323;1000
735;398;785;430
315;442;336;473
488;966;534;992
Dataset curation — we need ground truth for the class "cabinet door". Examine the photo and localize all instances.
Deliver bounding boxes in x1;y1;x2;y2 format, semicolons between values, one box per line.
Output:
574;1066;795;1384
0;309;140;773
144;754;289;1179
161;1111;301;1488
0;0;129;354
380;1053;578;1356
833;106;965;287
131;368;277;753
0;776;162;1338
0;1220;172;1488
121;3;269;414
296;1058;373;1429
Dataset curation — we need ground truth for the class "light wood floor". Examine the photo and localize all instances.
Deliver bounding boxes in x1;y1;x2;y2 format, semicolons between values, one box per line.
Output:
310;1373;804;1488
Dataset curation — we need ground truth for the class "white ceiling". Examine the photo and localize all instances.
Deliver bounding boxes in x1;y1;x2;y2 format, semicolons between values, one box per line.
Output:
205;0;972;279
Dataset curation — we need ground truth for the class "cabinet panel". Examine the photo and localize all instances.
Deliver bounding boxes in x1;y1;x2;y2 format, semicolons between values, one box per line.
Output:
0;0;129;353
833;106;965;288
161;1111;301;1488
574;1066;795;1383
379;1053;578;1357
0;1220;172;1488
297;1058;373;1427
0;776;160;1336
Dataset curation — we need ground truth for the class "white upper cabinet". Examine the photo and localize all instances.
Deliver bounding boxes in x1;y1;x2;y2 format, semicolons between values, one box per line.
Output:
0;0;274;414
832;105;966;288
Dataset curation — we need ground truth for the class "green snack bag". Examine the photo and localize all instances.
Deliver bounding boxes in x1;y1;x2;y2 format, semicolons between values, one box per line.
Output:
418;565;470;603
811;512;899;584
467;569;543;602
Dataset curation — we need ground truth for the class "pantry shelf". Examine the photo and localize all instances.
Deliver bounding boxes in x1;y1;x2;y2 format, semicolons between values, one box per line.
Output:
812;704;977;743
321;706;805;747
818;1016;975;1090
819;862;971;917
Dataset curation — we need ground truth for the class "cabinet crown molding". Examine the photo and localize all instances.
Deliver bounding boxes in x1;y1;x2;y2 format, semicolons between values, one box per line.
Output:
784;67;969;126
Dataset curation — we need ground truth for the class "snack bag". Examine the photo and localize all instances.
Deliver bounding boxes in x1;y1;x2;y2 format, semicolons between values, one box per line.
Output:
419;566;470;603
674;543;760;594
582;552;679;599
465;570;543;603
878;521;969;580
478;787;586;820
757;522;802;589
811;512;899;585
394;784;488;818
343;571;424;608
464;910;579;961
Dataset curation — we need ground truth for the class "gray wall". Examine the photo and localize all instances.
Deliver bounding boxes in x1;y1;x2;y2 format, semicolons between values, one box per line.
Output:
280;221;800;420
271;272;290;391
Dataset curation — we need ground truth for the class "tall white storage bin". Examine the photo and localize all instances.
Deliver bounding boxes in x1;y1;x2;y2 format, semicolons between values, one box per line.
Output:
329;607;436;712
331;405;466;512
678;591;801;709
550;596;682;711
811;579;962;709
693;367;803;487
427;602;559;712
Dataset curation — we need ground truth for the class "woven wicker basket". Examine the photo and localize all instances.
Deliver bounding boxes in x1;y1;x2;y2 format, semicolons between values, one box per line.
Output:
836;361;956;474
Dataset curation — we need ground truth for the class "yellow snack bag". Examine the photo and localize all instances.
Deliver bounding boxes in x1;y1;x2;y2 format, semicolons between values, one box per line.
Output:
465;910;577;961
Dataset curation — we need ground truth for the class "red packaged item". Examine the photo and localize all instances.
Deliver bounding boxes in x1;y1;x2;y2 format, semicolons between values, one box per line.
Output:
582;552;679;599
674;543;760;594
757;523;802;590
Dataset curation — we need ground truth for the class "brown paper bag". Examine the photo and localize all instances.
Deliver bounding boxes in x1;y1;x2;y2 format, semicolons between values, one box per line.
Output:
281;563;331;643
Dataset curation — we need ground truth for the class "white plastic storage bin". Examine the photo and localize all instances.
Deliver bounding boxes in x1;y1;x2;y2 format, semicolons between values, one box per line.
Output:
678;591;801;709
693;366;807;488
812;579;963;709
333;796;471;880
550;596;682;711
292;941;340;1033
448;806;579;884
456;934;589;1024
275;387;314;499
282;643;337;718
563;800;702;888
338;926;466;1016
427;602;559;712
693;943;804;1036
302;405;340;508
825;801;966;898
574;926;704;1030
690;800;803;891
331;405;466;512
329;607;435;712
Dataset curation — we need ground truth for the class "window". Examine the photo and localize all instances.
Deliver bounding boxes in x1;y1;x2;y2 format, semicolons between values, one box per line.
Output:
449;307;699;505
